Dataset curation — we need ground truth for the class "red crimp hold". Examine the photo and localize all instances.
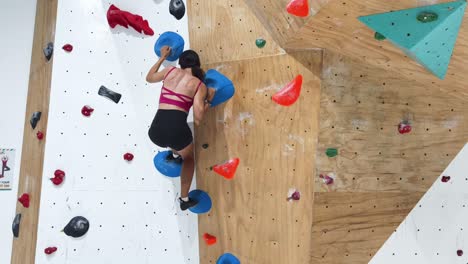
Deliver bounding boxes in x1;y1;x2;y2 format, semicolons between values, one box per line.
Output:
62;44;73;52
287;190;301;201
272;75;303;106
286;0;310;17
37;131;44;140
123;153;134;161
51;169;65;186
44;247;57;255
18;193;30;208
319;174;334;185
107;4;154;36
203;233;217;246
441;175;451;183
398;122;412;134
81;105;94;117
457;250;464;256
212;158;240;180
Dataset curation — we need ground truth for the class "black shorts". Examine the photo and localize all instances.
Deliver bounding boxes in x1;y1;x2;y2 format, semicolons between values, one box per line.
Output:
148;109;193;151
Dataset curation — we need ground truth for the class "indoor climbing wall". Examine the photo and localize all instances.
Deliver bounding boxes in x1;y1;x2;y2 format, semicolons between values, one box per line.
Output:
370;143;468;263
35;1;199;263
310;50;467;263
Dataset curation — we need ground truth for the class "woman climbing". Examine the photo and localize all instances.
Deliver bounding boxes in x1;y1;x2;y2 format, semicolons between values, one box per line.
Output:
146;47;213;211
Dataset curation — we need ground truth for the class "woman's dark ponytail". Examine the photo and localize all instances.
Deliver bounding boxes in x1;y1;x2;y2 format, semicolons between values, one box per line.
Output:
179;50;205;81
191;66;205;82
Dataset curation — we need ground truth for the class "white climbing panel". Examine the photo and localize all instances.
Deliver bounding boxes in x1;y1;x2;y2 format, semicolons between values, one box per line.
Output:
35;1;198;263
370;143;468;264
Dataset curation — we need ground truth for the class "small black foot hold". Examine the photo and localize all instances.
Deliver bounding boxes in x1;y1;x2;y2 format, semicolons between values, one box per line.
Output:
179;197;198;211
12;213;21;238
43;42;54;61
98;85;122;104
30;111;42;129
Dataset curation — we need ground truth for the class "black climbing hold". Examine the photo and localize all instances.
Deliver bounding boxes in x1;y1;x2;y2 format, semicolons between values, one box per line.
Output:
98;85;122;104
202;143;209;149
43;42;54;61
417;11;438;23
374;32;386;41
30;111;42;129
12;213;21;238
64;216;90;238
169;0;185;20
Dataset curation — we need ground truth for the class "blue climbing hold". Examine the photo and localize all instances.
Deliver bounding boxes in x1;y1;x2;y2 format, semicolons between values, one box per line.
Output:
188;189;212;214
216;253;240;264
204;69;235;107
155;31;185;62
153;150;182;177
358;0;466;79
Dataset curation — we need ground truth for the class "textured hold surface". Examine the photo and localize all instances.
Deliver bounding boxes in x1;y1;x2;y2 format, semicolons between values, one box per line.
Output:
36;131;44;140
212;158;240;179
12;213;21;238
43;42;53;61
44;247;57;255
154;31;185;61
106;4;154;36
62;44;73;52
204;69;235;107
188;189;212;214
153;151;182;177
203;233;217;245
255;38;267;48
81;105;94;117
374;32;386;41
216;253;241;264
98;85;121;104
169;0;185;20
30;111;41;129
326;148;338;157
18;193;30;208
272;75;303;106
358;0;467;79
417;11;439;23
123;152;134;161
63;216;90;238
286;0;310;17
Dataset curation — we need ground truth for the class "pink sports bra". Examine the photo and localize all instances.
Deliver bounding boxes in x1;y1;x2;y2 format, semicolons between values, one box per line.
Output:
159;67;202;112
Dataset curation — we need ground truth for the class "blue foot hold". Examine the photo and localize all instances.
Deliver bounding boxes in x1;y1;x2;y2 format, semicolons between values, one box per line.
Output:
217;253;240;264
153;151;182;177
155;31;185;61
204;69;235;107
188;189;212;214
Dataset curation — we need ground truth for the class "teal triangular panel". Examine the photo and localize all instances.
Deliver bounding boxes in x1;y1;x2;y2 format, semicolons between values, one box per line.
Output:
358;0;467;79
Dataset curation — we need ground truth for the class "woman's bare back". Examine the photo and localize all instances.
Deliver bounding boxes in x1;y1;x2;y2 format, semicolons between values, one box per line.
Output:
159;68;201;112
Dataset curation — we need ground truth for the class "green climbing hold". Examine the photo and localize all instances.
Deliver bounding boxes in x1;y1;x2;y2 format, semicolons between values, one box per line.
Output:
374;32;386;41
256;38;266;48
326;148;338;158
417;11;439;23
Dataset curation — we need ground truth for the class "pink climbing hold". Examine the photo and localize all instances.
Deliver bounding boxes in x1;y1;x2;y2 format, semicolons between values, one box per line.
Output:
123;153;134;161
286;0;310;17
287;190;301;201
44;247;57;255
51;169;65;186
319;174;334;185
18;193;30;208
441;175;451;183
81;105;94;117
62;44;73;52
37;131;44;140
398;122;412;134
107;4;154;36
457;249;464;256
272;75;303;106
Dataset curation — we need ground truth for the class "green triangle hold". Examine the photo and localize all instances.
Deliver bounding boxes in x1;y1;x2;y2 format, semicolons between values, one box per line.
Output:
358;0;467;79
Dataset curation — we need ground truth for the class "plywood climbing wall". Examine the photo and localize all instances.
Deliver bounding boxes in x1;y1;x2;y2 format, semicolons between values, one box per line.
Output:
35;1;199;263
194;51;322;262
311;50;468;263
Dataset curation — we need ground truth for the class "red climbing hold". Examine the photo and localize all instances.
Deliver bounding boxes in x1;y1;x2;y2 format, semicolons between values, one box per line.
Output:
18;193;30;208
37;131;44;140
51;169;65;186
123;153;134;161
291;190;300;201
107;4;154;36
212;158;240;180
272;75;303;106
457;249;464;256
286;0;310;17
319;174;334;185
44;247;57;255
62;44;73;52
81;105;94;117
203;233;217;245
398;122;412;134
441;175;451;183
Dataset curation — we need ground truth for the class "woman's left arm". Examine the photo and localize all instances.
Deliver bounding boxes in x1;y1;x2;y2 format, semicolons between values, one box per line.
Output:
146;47;171;83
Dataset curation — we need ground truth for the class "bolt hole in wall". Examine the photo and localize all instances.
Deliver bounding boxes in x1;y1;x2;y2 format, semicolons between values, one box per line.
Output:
35;1;199;264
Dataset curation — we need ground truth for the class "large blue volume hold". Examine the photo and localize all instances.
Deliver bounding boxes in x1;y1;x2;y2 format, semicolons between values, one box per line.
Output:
155;31;185;62
216;253;241;264
188;189;212;214
358;0;467;79
204;69;235;107
153;151;182;177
